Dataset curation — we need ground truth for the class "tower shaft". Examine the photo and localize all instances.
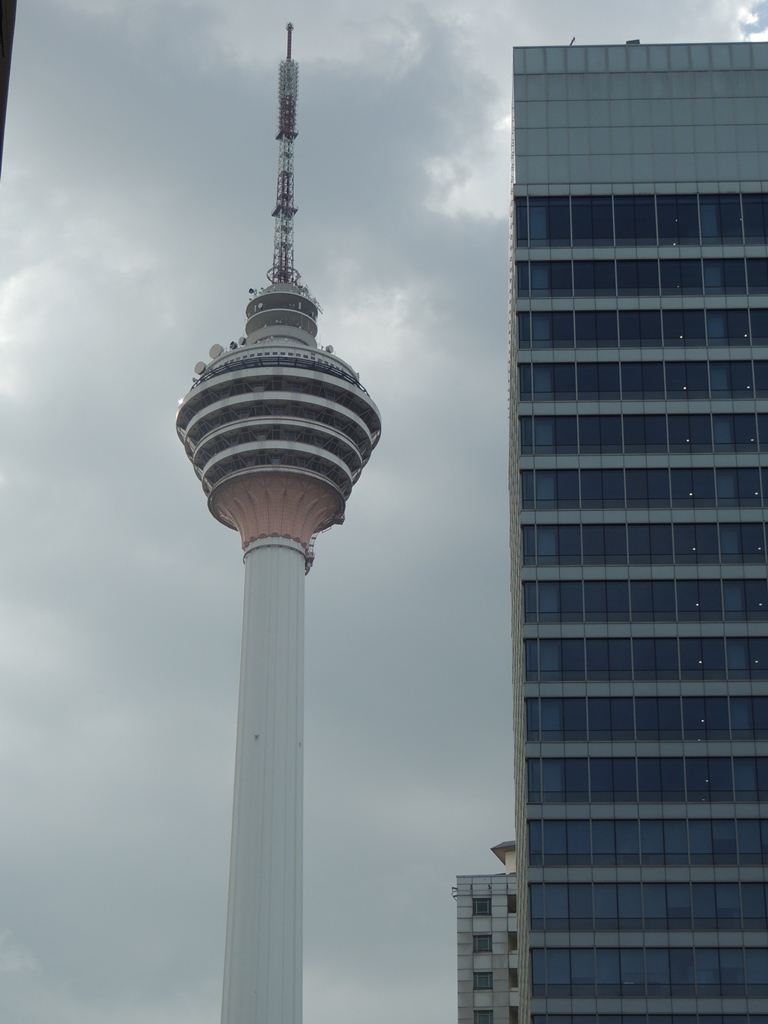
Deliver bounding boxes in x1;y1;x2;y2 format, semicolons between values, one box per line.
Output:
221;536;305;1024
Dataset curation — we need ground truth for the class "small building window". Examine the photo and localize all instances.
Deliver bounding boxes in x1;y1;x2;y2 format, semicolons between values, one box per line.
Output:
474;1013;493;1024
472;897;492;915
473;972;493;990
473;934;493;952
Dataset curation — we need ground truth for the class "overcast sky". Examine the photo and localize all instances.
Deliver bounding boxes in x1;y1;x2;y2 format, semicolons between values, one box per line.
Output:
0;2;765;1023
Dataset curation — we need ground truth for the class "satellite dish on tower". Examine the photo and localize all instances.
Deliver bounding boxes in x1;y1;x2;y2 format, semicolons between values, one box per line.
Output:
210;344;224;358
194;361;207;375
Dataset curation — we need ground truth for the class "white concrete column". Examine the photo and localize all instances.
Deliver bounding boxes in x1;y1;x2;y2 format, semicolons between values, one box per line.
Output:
221;536;306;1024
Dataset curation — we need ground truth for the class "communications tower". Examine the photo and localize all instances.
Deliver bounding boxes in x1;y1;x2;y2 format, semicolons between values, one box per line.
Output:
176;25;381;1024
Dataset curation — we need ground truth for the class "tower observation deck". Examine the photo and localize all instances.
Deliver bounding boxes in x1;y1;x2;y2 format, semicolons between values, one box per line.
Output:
176;283;380;566
175;25;380;1024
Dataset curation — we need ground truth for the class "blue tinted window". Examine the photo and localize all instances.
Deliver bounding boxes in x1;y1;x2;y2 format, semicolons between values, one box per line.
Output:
743;194;768;240
614;195;656;244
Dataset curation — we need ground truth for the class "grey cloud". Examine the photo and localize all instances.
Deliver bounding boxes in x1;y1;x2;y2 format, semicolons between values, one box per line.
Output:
0;2;750;1023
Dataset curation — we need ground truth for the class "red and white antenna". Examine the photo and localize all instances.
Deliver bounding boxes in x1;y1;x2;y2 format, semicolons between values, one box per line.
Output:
268;23;300;285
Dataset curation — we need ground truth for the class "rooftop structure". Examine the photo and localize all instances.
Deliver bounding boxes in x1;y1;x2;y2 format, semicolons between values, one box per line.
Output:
176;26;381;1024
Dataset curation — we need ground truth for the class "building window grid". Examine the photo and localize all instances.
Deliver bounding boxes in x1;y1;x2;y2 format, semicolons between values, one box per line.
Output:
517;308;762;349
531;1016;768;1024
520;183;768;1015
524;579;768;624
524;636;768;682
529;816;768;867
522;522;767;566
519;359;768;401
514;192;768;249
517;256;768;298
530;943;768;999
521;467;768;511
520;412;766;456
527;755;768;804
527;695;768;743
530;879;768;932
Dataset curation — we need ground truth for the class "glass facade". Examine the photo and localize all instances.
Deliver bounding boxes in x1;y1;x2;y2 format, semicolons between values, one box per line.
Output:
512;41;768;1024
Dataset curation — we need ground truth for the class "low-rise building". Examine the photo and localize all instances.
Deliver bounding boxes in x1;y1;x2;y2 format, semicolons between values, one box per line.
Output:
456;841;518;1024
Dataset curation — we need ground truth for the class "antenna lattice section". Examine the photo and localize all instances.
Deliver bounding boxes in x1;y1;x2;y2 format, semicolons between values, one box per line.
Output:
268;24;300;285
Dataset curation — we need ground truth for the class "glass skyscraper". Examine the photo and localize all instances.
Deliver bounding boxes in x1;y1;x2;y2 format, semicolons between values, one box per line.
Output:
511;41;768;1024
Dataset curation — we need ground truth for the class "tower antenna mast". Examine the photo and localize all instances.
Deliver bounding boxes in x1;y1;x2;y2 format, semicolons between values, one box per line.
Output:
268;22;300;285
